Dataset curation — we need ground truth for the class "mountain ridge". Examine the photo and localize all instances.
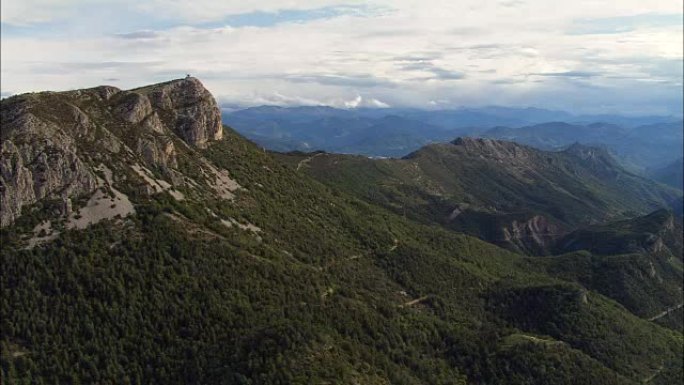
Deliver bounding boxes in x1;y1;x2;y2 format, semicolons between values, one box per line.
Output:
281;136;681;254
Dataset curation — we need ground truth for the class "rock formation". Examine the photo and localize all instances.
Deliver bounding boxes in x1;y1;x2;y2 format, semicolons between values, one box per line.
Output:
0;77;226;227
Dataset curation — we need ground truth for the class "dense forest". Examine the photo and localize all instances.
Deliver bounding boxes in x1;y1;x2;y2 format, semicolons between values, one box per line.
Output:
1;80;682;384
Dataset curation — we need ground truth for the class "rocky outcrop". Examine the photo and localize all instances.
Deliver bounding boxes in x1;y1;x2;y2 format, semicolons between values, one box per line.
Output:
501;215;563;255
0;77;225;227
135;77;223;148
0;111;99;227
136;136;178;170
115;92;152;124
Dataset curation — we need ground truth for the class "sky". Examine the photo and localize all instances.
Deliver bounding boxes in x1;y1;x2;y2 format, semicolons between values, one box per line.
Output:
1;1;683;115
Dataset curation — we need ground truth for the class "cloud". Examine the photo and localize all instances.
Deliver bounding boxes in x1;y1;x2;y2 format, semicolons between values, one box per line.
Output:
1;0;82;26
499;0;525;8
398;59;465;81
135;1;375;23
202;5;378;28
1;0;682;115
343;95;390;108
532;71;601;78
569;13;683;35
283;73;397;88
115;30;159;39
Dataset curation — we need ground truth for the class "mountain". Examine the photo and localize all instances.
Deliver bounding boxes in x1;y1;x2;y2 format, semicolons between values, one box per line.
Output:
223;105;680;162
650;158;684;190
482;122;629;150
279;138;681;255
482;121;684;171
556;209;683;257
1;79;682;385
544;209;683;330
223;107;457;157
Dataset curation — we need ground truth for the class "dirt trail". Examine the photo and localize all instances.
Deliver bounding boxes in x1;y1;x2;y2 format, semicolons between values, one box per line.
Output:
296;153;324;171
400;296;429;308
643;365;664;384
648;303;683;321
389;238;399;252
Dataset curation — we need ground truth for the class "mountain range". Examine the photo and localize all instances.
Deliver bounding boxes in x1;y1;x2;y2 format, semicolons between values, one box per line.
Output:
224;106;683;172
277;138;681;255
1;78;682;385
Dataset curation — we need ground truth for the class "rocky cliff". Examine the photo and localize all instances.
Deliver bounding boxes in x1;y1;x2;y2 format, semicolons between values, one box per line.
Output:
0;77;230;228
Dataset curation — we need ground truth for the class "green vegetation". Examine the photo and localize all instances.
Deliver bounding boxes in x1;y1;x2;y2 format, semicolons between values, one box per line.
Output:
277;139;681;255
1;85;682;385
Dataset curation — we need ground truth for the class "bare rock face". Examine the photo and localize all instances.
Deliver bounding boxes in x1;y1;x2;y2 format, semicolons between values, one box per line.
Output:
0;77;225;227
136;136;178;171
501;215;563;255
138;77;223;148
0;109;99;227
115;92;152;124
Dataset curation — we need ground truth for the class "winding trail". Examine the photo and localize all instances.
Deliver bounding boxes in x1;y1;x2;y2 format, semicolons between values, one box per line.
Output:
648;303;683;321
400;296;430;308
296;153;324;171
643;365;664;384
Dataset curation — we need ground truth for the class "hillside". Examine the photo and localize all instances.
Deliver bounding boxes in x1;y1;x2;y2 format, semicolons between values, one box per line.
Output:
278;138;681;255
1;79;682;385
482;121;684;171
651;158;684;190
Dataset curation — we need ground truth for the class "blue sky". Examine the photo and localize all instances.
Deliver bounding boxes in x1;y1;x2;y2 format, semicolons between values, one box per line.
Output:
1;1;682;115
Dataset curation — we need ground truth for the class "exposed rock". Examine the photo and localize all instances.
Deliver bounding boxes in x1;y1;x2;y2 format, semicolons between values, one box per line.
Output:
0;114;99;227
142;112;166;134
136;77;223;148
136;136;178;170
115;92;152;124
26;220;59;249
200;159;240;200
220;217;261;232
66;187;135;230
0;77;226;227
67;104;96;139
93;85;121;101
501;215;563;255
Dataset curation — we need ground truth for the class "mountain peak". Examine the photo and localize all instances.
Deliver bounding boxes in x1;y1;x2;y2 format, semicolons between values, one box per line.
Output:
563;142;614;161
130;77;223;146
0;77;228;226
450;137;532;159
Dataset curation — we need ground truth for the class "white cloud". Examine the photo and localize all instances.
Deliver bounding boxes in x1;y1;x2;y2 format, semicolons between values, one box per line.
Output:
1;0;682;114
343;95;390;108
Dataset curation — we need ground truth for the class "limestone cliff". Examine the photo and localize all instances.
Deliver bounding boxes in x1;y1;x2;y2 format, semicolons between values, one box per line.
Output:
0;77;230;227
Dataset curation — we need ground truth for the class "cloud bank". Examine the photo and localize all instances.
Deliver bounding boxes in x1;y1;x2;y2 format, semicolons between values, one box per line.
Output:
1;0;682;115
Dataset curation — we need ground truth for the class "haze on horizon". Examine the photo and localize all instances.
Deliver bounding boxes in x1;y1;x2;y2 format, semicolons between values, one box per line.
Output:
1;0;682;116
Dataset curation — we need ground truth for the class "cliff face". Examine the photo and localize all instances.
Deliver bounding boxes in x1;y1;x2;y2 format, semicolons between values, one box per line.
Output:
0;97;100;227
0;77;228;227
501;214;563;255
132;77;223;147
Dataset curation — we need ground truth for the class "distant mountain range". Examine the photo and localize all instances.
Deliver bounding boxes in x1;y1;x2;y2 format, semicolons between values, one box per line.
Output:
223;105;683;171
651;157;684;190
